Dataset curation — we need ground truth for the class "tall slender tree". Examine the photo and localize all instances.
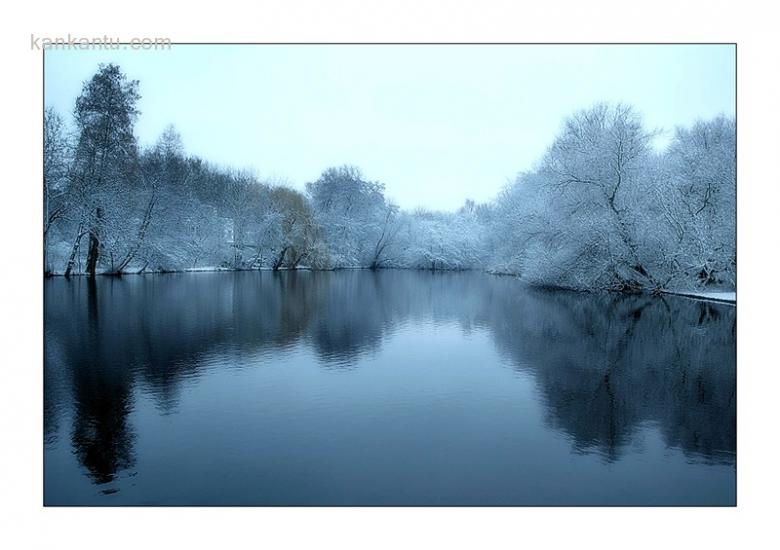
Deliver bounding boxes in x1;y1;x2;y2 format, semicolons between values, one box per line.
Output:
66;64;140;277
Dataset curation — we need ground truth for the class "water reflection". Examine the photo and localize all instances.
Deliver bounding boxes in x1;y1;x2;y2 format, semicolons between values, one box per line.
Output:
487;290;736;464
44;271;735;501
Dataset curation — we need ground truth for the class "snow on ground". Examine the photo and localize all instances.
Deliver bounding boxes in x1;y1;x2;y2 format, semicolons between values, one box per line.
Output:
184;266;227;272
662;290;736;304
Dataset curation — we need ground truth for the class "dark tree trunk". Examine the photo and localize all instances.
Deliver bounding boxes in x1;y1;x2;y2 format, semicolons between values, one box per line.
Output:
114;194;156;274
64;224;85;278
85;229;100;278
290;251;306;269
85;207;103;278
272;246;289;271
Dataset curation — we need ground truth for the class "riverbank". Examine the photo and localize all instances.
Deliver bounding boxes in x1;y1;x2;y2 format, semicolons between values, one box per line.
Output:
44;265;313;277
43;267;737;306
660;289;736;305
43;265;473;277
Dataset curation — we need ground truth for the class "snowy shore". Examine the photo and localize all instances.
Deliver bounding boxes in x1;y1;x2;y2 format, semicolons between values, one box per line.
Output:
661;289;736;305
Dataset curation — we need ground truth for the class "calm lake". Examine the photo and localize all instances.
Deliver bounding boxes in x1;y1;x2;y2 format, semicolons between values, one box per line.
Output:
44;270;736;505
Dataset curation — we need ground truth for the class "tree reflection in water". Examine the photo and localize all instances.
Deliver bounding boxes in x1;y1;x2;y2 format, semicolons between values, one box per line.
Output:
44;270;735;486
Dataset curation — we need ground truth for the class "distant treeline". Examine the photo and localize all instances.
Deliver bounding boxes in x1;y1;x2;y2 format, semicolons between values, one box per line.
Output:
44;64;735;291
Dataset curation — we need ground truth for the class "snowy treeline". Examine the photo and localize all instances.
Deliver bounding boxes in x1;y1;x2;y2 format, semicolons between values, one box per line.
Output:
44;64;735;292
488;105;735;291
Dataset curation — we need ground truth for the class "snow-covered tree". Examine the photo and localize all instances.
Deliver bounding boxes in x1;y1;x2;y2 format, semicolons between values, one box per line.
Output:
65;64;141;277
484;105;734;292
43;107;72;274
43;67;735;293
306;165;401;268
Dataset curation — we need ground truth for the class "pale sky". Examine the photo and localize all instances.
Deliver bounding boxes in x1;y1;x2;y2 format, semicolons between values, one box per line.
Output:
44;44;735;211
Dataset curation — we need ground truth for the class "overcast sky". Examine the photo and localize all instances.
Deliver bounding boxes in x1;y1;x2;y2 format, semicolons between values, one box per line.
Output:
44;44;735;211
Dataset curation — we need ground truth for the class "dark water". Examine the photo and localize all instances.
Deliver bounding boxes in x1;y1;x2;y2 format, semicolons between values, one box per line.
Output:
44;270;736;505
